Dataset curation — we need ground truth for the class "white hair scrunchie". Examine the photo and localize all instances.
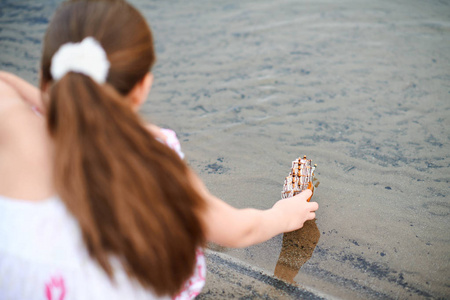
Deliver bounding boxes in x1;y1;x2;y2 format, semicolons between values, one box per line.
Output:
50;37;110;84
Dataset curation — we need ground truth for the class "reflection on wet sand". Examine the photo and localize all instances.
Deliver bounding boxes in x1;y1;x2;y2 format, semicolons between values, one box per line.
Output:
274;219;320;283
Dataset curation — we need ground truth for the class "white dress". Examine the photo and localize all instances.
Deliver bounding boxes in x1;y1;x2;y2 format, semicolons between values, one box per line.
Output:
0;129;206;300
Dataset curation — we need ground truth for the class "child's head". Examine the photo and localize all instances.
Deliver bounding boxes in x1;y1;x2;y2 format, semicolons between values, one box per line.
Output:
40;0;155;97
39;1;206;296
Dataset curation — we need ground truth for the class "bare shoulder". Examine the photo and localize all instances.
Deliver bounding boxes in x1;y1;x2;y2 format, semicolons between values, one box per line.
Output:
0;71;43;112
0;79;22;109
0;78;52;200
0;79;30;133
0;79;45;142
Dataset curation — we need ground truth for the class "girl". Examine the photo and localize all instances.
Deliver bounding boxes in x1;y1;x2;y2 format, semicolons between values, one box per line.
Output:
0;0;318;299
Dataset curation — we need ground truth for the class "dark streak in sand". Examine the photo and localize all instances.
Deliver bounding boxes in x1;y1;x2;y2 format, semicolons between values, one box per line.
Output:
313;246;434;298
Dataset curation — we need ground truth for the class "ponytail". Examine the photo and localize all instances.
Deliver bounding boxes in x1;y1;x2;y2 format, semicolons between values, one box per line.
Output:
47;73;205;296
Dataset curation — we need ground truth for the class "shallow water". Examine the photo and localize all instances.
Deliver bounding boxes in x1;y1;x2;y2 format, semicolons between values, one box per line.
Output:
1;0;449;298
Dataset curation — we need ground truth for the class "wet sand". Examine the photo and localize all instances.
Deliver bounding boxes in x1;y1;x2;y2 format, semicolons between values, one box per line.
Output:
1;0;449;298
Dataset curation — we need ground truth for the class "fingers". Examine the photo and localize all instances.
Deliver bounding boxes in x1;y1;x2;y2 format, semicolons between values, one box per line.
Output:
302;189;313;199
292;189;312;202
308;201;319;212
308;212;316;220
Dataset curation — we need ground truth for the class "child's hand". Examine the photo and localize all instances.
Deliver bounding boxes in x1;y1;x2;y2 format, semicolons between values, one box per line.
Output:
272;190;319;233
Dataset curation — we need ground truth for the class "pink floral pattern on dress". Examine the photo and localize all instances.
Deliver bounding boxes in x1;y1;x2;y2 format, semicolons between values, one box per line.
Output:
173;249;206;300
160;128;185;159
45;275;66;300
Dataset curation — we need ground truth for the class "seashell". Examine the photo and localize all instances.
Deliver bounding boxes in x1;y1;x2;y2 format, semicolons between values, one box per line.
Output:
281;155;316;201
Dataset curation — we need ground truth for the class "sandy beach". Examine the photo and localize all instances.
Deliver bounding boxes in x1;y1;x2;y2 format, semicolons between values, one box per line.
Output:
1;0;449;298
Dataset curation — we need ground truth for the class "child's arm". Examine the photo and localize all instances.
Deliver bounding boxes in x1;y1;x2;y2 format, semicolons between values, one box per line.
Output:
0;71;43;112
190;171;319;248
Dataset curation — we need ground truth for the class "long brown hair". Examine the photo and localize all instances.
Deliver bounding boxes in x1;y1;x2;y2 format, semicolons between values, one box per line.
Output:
40;0;205;296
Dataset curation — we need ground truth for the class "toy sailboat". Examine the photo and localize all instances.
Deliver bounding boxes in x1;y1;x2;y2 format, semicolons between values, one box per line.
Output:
281;156;316;201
